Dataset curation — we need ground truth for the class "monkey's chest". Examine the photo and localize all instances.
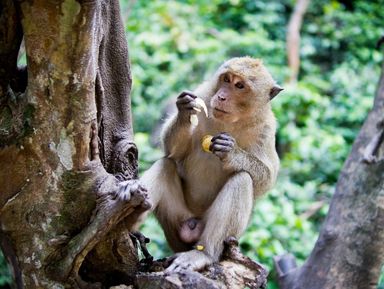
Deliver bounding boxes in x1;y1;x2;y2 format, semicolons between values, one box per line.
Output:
177;150;232;215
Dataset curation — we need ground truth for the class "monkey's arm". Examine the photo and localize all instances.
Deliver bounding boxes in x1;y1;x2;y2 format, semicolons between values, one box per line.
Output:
162;91;200;159
210;133;278;195
162;114;193;159
228;148;277;193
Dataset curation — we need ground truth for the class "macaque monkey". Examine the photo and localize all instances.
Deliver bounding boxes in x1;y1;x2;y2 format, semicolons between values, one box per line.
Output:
140;57;282;272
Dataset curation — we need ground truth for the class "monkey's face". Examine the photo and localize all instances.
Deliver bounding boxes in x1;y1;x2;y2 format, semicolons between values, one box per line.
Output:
210;72;258;123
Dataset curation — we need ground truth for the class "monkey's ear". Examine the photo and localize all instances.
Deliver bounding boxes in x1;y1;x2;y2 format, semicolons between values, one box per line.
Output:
270;85;284;100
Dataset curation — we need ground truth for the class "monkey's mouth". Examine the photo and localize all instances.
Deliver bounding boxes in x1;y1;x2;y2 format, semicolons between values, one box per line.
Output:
214;108;228;114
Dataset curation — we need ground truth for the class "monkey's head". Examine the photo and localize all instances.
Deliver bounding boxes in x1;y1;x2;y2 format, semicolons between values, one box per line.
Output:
210;57;283;123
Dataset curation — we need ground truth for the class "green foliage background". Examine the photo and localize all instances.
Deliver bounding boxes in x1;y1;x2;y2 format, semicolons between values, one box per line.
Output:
1;0;384;287
123;0;384;288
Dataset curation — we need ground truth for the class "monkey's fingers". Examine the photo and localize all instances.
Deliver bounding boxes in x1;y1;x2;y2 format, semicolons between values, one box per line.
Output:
165;258;191;273
165;251;212;273
212;132;235;142
211;138;235;148
115;182;131;201
177;90;198;99
210;143;233;153
211;144;233;160
185;101;201;110
177;97;201;112
177;94;195;104
115;180;147;202
137;184;148;193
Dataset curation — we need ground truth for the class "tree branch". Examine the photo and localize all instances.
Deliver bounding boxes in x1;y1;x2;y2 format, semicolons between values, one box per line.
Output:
286;0;311;84
276;48;384;289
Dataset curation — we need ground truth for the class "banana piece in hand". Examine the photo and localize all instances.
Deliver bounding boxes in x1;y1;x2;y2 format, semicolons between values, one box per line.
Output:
190;98;208;126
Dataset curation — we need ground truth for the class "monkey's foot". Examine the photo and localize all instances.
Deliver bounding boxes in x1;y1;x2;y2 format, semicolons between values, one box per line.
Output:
136;238;268;289
113;179;147;201
130;231;153;261
165;250;213;273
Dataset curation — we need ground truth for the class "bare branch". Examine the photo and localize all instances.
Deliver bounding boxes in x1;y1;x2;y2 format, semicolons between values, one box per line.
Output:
276;48;384;289
286;0;311;84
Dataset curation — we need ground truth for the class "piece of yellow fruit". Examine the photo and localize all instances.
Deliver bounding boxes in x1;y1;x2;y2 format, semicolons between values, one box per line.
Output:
195;98;208;117
190;114;198;126
196;245;205;251
201;135;213;153
189;97;208;126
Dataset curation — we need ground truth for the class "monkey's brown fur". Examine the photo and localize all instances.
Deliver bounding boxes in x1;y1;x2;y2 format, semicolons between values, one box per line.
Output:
140;57;282;272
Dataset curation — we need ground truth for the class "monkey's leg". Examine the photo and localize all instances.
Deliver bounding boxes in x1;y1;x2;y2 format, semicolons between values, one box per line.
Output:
140;158;196;252
201;171;253;258
166;171;253;272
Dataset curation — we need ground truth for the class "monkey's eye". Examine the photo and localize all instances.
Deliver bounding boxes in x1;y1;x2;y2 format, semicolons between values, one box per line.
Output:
235;82;244;89
223;75;230;83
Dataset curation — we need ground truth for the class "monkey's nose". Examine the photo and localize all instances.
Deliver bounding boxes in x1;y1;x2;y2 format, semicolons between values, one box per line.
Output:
218;95;226;101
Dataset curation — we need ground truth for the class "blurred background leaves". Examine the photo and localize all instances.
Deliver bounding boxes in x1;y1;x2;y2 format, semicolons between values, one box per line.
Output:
122;0;383;288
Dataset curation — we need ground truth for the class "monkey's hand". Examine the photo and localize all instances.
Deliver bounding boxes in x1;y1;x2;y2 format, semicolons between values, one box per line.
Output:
112;179;147;202
176;90;200;119
210;132;236;161
165;250;213;273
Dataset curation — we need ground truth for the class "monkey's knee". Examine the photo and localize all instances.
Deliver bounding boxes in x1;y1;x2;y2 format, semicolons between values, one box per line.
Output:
227;171;253;196
237;171;252;185
179;218;204;244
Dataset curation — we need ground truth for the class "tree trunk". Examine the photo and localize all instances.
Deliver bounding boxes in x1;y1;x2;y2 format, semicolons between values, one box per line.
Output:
286;0;310;84
0;1;268;288
0;1;149;287
275;50;384;289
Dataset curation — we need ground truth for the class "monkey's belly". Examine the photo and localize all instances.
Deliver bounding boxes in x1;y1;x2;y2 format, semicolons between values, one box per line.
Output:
179;151;232;215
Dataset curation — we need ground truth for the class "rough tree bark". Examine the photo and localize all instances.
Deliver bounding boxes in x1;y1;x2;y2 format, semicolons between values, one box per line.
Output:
0;1;267;288
0;0;149;288
275;47;384;289
286;0;310;84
